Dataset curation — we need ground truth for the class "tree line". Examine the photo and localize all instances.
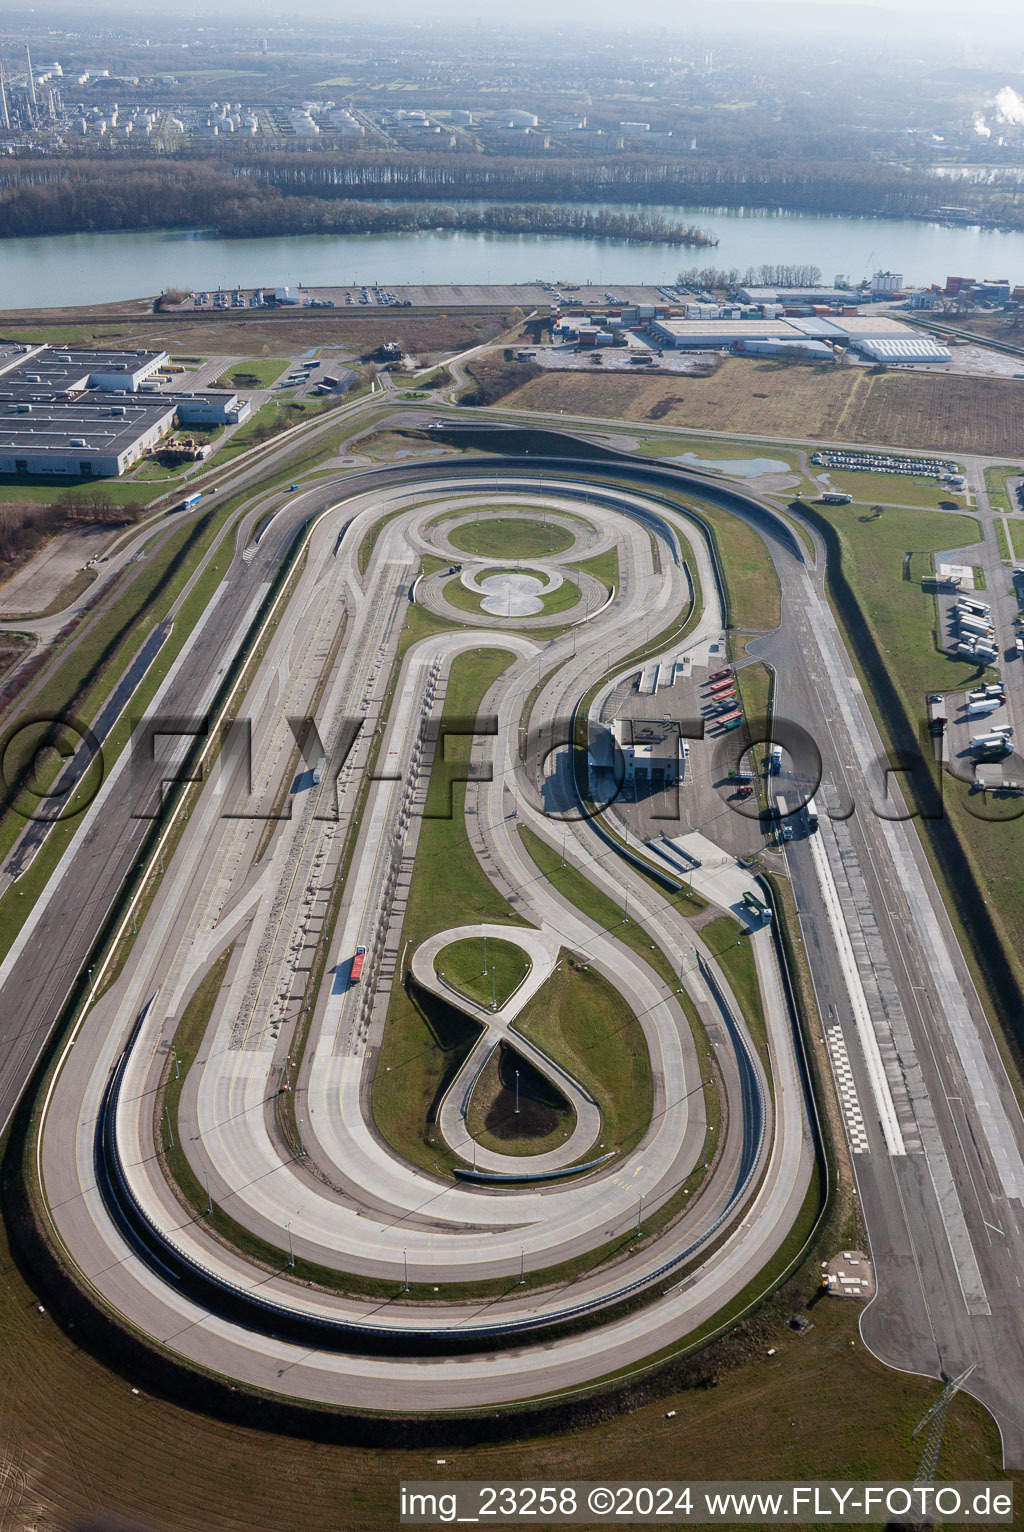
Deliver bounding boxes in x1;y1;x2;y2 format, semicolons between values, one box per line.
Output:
0;161;714;244
677;263;824;289
2;152;1022;237
0;492;141;571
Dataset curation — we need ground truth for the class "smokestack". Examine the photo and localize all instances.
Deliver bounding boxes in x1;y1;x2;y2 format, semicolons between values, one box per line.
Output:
25;44;37;119
0;63;9;132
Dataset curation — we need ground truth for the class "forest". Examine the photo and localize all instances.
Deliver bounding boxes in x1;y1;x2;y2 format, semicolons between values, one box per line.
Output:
2;149;1016;241
0;160;713;243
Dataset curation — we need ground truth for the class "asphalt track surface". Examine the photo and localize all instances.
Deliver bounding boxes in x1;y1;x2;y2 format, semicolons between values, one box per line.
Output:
21;470;814;1410
1;421;1024;1451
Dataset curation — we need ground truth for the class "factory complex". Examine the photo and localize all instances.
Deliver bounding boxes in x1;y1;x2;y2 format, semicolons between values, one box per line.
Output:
645;312;951;363
0;344;251;477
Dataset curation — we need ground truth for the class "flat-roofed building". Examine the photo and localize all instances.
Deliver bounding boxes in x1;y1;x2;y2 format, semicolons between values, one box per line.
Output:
0;396;176;476
0;345;250;475
14;346;168;392
649;318;802;349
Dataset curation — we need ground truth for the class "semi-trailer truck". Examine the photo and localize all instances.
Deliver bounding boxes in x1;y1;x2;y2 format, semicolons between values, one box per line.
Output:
177;491;202;512
350;945;367;983
742;890;772;920
805;796;819;830
967;698;1001;717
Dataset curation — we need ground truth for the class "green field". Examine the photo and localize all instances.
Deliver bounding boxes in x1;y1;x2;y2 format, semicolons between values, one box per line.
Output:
215;359;289;389
448;515;575;558
811;504;984;699
434;935;531;1009
0;477;165;509
813;468;964;510
515;952;653;1158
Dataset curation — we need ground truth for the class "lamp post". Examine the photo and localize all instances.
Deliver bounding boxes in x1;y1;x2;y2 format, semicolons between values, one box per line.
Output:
515;1069;520;1114
402;1247;410;1293
286;1221;294;1268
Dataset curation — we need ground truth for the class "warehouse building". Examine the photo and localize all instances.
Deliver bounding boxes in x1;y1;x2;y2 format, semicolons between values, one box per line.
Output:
735;284;860;307
9;346;169;392
0;345;250;475
0;396;176;476
829;315;951;363
647;313;950;363
649;319;803;350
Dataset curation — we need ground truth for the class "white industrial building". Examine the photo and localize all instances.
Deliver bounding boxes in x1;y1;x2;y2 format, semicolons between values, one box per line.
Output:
647;313;950;364
589;719;687;790
0;345;250;476
0;397;176;477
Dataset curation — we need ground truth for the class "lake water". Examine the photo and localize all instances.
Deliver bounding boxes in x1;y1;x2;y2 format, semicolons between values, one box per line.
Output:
5;203;1024;309
674;453;793;477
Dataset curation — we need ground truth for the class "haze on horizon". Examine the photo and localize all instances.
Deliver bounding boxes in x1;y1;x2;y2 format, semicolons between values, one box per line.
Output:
28;0;1024;35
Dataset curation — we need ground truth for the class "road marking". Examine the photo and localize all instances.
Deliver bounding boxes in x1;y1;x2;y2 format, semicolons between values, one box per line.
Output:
808;827;906;1155
825;1025;870;1154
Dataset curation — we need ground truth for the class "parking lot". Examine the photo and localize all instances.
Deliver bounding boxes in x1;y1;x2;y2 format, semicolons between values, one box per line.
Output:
593;657;765;860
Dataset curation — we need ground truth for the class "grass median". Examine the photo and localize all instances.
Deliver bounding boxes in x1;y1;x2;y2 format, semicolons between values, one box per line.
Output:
515;950;653;1160
448;515;575;559
434;934;530;1010
372;646;529;1177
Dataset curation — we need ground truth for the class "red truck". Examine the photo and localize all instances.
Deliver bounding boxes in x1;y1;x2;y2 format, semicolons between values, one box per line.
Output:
350;945;367;983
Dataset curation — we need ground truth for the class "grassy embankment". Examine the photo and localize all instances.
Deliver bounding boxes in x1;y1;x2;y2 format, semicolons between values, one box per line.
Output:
463;1041;574;1156
514;954;653;1160
371;647;529;1177
983;463;1023;515
685;499;782;633
701;914;769;1072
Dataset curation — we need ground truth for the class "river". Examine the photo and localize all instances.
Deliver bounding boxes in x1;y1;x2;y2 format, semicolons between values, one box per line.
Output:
4;202;1024;309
